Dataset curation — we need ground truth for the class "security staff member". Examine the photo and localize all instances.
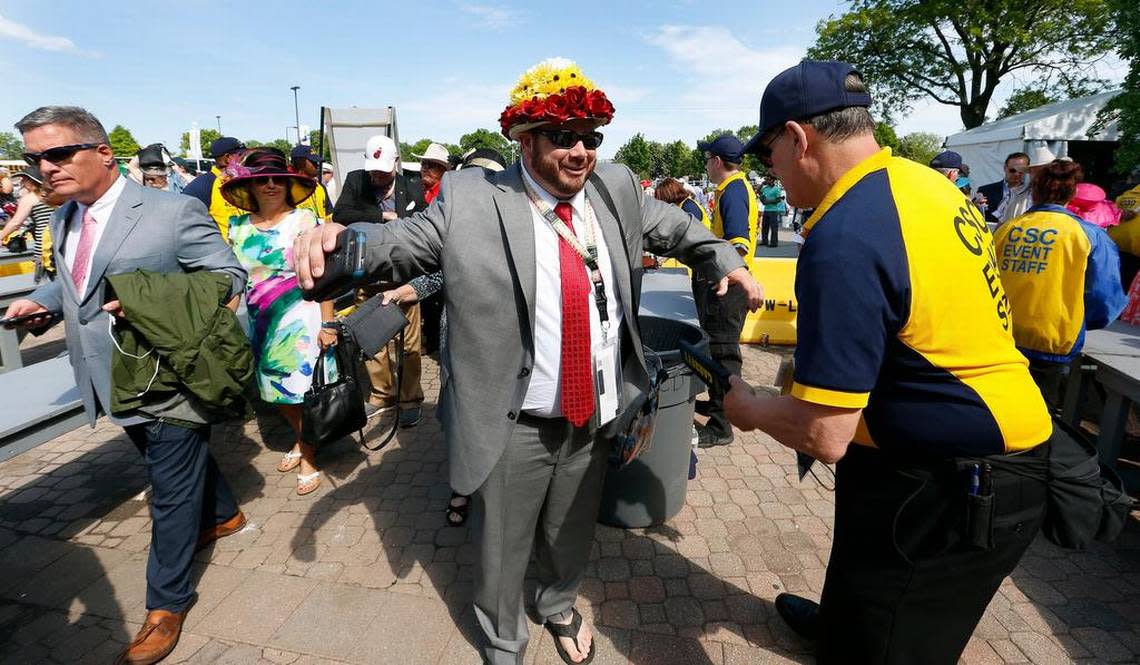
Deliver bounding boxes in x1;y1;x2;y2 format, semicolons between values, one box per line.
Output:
995;159;1126;401
696;134;758;447
728;61;1054;664
182;136;246;240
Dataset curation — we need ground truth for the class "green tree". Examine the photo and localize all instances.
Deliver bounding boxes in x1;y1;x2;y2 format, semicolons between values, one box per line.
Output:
661;140;693;178
1098;0;1140;173
0;132;23;160
308;129;331;159
179;128;222;157
895;132;943;165
458;128;516;163
873;123;900;152
108;125;140;157
809;0;1115;128
998;88;1057;118
613;133;657;179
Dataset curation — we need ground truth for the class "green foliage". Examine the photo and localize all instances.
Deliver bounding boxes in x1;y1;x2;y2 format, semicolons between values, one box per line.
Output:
0;132;23;160
458;128;517;163
308;129;331;159
1099;0;1140;173
809;0;1115;128
873;123;899;151
613;133;657;179
245;139;293;155
179;128;222;157
661;141;695;180
998;88;1058;119
895;132;943;165
108;125;140;157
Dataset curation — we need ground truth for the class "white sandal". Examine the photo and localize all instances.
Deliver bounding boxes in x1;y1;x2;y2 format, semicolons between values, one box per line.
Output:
276;451;303;473
296;471;321;496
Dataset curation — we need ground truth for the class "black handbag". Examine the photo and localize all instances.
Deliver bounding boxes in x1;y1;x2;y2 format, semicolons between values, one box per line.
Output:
301;328;367;446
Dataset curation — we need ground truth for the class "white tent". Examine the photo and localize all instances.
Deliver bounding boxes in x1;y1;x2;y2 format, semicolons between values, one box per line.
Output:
943;90;1121;187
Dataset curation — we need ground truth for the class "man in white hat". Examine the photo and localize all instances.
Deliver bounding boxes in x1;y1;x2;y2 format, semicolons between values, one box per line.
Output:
413;142;452;204
297;58;762;664
333;135;429;426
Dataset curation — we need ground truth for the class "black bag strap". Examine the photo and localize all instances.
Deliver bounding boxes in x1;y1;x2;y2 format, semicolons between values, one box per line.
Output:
359;328;404;452
588;172;643;315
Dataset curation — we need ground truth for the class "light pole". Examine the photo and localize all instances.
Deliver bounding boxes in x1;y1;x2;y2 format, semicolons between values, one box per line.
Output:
216;115;222;133
290;86;301;144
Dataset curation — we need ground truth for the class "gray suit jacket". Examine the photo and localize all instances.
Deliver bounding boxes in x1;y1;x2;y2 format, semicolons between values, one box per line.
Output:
352;162;744;495
29;178;246;427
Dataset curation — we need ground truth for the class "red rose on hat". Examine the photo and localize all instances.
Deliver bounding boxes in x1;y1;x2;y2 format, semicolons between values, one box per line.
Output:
520;98;545;122
544;93;571;123
563;87;587;118
586;90;614;120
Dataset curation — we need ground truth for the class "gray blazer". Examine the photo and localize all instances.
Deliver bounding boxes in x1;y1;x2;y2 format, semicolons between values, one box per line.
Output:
352;162;744;495
29;178;246;427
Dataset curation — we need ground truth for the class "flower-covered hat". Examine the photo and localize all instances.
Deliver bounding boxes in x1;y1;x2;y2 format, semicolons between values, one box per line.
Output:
220;148;317;213
498;57;615;139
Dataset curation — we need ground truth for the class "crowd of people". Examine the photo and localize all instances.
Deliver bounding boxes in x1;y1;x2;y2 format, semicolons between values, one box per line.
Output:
2;54;1139;665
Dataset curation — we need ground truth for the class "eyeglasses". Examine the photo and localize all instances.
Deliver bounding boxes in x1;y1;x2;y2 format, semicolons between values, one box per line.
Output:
754;129;785;169
537;129;604;150
252;176;285;186
22;143;102;167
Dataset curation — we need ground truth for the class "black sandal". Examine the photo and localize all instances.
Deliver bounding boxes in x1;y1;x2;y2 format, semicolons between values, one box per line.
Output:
544;607;595;665
445;492;469;527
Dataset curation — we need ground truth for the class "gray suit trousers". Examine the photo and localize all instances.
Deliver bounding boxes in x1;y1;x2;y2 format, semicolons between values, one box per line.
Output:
472;414;610;665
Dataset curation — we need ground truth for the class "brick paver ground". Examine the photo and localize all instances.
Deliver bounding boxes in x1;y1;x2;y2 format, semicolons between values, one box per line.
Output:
2;345;1140;664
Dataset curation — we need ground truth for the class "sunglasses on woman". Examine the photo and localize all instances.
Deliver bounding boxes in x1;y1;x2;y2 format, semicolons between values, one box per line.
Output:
22;143;102;167
537;129;604;150
252;176;285;186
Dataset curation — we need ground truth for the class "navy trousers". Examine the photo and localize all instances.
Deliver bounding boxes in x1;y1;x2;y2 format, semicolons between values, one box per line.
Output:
125;421;239;612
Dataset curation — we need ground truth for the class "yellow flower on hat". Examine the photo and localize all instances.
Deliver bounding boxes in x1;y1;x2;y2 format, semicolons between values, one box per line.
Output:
509;57;597;105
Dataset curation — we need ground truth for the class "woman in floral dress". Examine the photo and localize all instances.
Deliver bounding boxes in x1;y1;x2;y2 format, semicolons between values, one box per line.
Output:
221;148;337;495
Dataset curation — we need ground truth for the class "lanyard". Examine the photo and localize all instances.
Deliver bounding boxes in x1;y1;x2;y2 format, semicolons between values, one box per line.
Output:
522;180;611;337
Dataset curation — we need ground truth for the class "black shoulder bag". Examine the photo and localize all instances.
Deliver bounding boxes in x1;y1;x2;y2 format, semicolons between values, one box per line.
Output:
302;328;367;447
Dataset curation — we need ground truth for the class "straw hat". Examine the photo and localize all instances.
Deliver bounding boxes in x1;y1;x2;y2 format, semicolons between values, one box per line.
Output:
220;148;316;213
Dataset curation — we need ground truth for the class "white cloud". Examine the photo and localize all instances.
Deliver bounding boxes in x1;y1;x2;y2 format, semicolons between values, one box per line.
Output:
457;3;526;30
397;79;513;143
0;14;82;53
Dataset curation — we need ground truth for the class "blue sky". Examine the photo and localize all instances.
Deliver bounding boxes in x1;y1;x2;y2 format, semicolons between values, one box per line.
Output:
0;1;1124;159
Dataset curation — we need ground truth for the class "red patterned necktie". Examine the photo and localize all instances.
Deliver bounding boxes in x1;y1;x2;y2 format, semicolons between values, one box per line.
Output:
555;201;595;427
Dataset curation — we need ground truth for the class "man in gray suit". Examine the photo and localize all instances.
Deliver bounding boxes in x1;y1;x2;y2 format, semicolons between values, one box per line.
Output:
5;106;248;665
295;60;763;664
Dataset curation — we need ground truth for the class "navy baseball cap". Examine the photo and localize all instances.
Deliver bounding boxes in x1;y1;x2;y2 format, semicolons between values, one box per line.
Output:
290;144;321;165
698;135;745;163
929;151;963;170
743;60;873;155
209;137;245;158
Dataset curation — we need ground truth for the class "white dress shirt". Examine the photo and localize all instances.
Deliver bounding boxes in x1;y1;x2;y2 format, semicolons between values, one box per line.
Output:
65;175;126;293
520;164;625;423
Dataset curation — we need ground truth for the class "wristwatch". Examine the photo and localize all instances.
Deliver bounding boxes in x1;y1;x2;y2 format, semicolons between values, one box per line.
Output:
320;321;339;329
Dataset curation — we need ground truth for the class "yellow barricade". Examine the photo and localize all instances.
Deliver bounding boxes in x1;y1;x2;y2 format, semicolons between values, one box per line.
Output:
743;256;797;345
0;261;34;277
653;254;799;345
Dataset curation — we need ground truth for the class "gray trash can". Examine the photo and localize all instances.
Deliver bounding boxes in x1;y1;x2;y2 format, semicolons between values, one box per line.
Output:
598;315;708;528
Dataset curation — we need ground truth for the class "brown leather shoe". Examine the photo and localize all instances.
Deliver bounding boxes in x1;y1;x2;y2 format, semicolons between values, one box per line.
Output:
196;510;246;551
115;609;185;665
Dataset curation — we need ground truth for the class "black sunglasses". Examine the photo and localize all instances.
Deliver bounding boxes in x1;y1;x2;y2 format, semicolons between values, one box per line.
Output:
23;143;102;166
753;129;784;169
252;176;285;185
537;129;604;150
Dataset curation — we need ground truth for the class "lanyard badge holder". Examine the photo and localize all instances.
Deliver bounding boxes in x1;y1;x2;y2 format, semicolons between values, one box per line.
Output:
522;183;621;426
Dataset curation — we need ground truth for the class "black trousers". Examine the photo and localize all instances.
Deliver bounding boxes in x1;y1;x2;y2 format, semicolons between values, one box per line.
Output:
692;278;748;437
126;421;239;612
817;441;1048;665
761;211;782;247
